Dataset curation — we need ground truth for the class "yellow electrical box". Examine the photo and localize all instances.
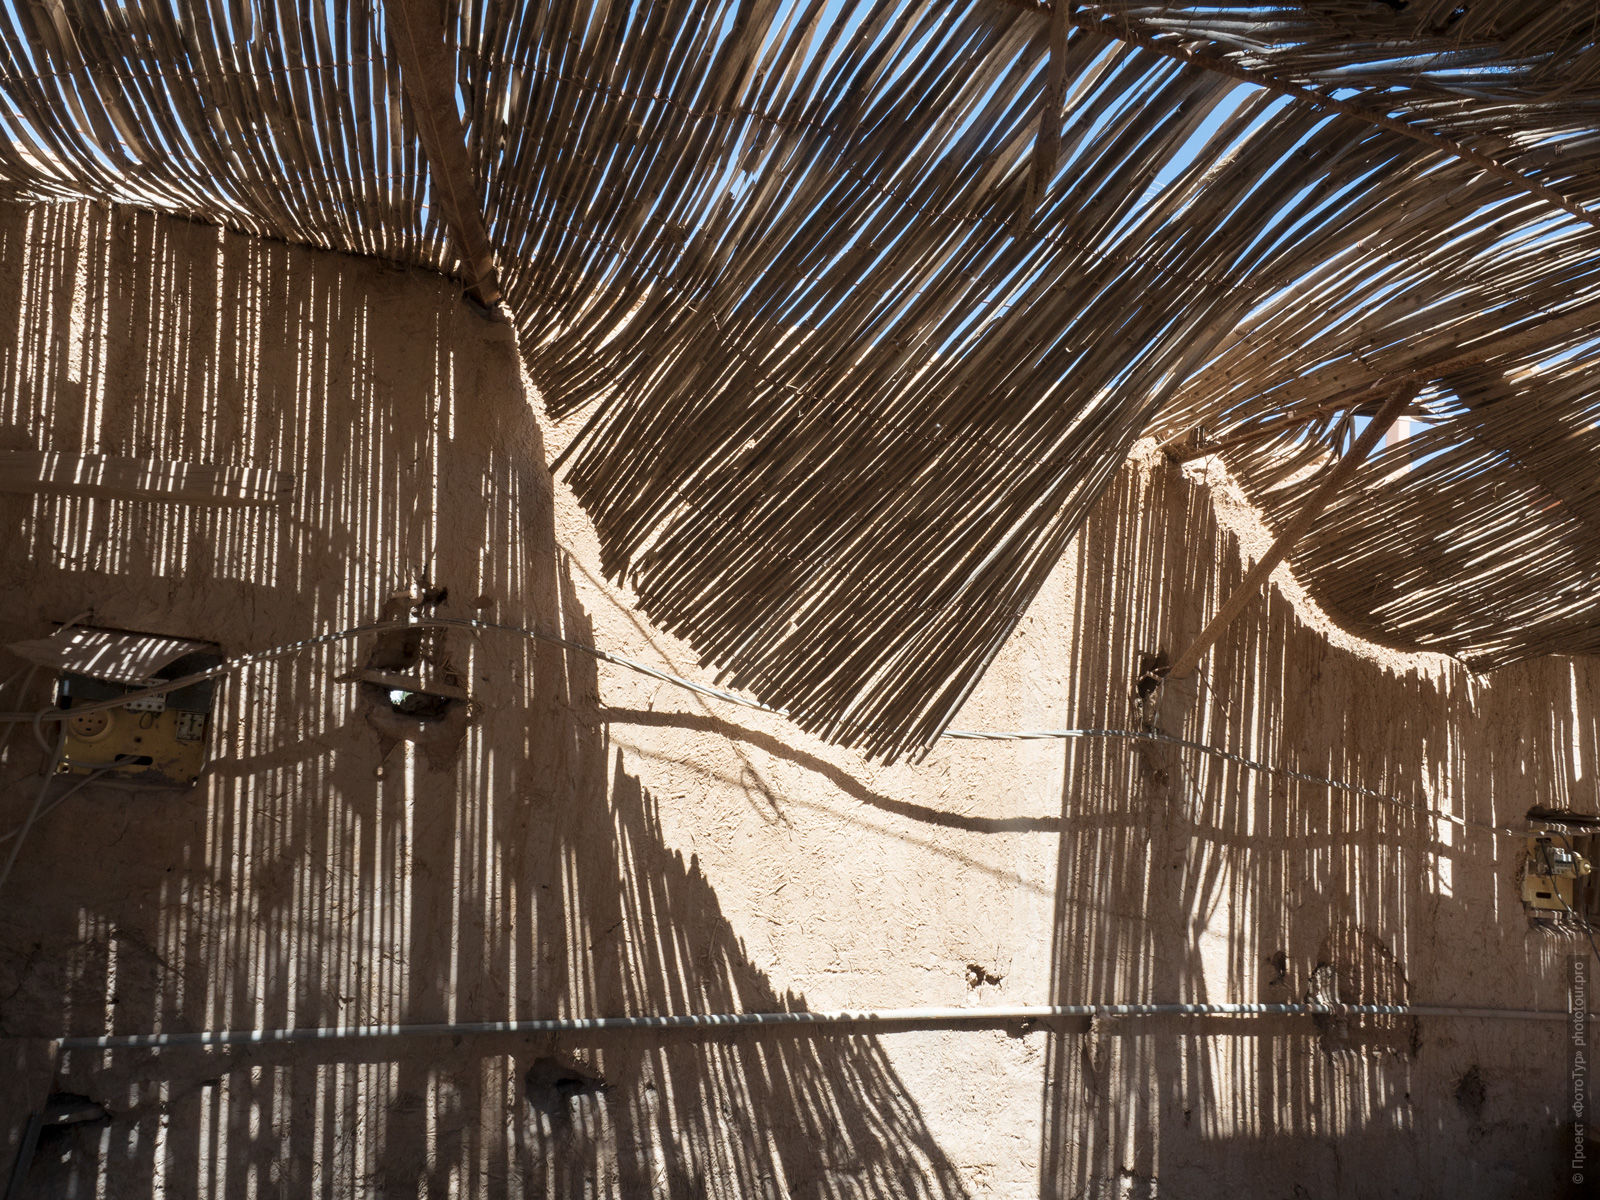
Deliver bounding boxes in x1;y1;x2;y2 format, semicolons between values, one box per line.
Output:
1522;815;1600;928
59;702;210;785
35;630;223;788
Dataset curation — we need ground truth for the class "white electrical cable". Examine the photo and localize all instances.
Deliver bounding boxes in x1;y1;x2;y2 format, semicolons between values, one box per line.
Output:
0;729;66;893
0;664;37;761
0;760;140;848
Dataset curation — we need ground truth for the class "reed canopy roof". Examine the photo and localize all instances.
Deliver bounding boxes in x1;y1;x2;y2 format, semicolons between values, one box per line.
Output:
1;0;1596;756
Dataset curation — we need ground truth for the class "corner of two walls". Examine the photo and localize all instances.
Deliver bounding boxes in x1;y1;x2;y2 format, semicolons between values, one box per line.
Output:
0;200;1592;1197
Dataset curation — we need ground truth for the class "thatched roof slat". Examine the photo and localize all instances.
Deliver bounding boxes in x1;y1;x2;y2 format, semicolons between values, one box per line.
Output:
0;0;1595;753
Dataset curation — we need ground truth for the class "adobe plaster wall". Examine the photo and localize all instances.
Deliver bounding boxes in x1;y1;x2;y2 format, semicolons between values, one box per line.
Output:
0;200;1593;1198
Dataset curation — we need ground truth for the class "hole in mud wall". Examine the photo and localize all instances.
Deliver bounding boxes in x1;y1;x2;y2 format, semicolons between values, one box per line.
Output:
1265;948;1289;989
1308;925;1416;1055
966;963;1004;989
29;1093;111;1173
1454;1065;1487;1117
357;583;474;770
380;686;454;722
525;1056;609;1122
1134;650;1169;702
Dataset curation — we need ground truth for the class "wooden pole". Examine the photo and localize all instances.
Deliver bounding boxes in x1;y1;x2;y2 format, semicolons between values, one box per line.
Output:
1162;396;1365;461
1161;296;1600;459
1161;382;1420;684
1013;1;1074;235
383;0;501;306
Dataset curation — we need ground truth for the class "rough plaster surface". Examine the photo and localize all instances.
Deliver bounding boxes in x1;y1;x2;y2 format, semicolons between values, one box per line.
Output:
0;201;1594;1198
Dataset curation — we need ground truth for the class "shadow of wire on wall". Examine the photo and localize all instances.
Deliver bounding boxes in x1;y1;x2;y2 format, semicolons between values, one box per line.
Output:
1037;460;1600;1198
0;201;968;1199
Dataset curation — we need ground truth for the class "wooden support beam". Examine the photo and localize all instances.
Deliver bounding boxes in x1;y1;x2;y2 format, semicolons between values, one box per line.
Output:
1162;397;1372;462
1013;1;1074;235
1160;382;1419;684
1161;297;1600;460
382;0;500;306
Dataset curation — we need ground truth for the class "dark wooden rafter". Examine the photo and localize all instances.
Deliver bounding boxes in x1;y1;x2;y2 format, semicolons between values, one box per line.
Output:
1160;383;1421;684
1165;297;1600;460
381;0;500;306
1013;0;1074;234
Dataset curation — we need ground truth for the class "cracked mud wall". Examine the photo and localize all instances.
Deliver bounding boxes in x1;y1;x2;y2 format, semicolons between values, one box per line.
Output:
0;200;1593;1198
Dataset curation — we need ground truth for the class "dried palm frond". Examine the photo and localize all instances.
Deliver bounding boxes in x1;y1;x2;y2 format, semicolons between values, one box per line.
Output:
0;0;1594;755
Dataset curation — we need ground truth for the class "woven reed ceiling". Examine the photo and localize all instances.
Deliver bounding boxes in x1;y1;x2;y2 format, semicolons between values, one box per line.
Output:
1;0;1596;755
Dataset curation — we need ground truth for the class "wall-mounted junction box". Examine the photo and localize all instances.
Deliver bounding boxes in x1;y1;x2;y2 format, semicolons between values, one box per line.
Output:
1521;810;1600;928
9;625;222;787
